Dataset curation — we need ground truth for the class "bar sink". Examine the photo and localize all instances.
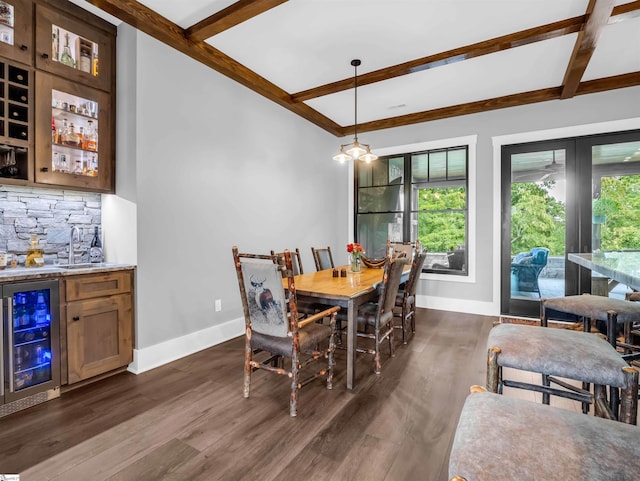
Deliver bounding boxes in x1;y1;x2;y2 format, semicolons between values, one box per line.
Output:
59;262;106;269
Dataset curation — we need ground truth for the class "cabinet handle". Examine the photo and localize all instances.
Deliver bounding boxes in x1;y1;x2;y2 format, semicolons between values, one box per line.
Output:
40;167;48;172
41;53;49;59
19;44;27;51
72;316;80;321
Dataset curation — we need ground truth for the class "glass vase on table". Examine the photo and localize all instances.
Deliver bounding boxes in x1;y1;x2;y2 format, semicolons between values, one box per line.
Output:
347;242;364;273
350;253;362;273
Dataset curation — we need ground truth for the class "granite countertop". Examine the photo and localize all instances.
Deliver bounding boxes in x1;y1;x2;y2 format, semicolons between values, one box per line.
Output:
0;263;136;282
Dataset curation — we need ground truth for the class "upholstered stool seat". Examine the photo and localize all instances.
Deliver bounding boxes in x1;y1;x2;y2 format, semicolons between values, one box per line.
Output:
542;294;640;352
487;323;638;424
449;391;640;481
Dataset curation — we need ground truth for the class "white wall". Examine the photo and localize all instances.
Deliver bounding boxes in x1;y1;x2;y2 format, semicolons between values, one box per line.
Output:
109;25;348;372
108;23;640;371
364;87;640;316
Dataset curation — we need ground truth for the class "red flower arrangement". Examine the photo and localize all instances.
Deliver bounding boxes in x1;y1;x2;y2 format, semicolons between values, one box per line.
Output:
347;243;364;256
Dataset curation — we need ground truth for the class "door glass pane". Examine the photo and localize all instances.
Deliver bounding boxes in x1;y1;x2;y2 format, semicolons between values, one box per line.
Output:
52;88;99;176
52;24;98;76
510;149;566;300
0;2;15;45
591;140;640;298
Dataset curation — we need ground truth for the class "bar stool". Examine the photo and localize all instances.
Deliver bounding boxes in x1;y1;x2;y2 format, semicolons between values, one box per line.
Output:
486;323;638;424
542;294;640;358
449;390;640;481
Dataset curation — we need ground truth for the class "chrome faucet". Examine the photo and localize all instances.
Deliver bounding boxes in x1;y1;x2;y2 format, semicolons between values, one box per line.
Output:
69;226;80;265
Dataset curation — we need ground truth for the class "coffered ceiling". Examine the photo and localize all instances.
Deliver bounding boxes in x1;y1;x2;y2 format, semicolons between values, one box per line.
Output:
72;0;640;137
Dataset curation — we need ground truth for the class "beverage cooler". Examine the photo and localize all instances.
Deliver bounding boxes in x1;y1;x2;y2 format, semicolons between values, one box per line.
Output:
1;280;60;417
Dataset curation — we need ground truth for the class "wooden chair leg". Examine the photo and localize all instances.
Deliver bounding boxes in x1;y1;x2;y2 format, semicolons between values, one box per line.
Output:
290;349;300;417
619;366;639;425
244;330;252;398
389;320;395;358
486;347;501;393
327;322;336;390
374;325;382;375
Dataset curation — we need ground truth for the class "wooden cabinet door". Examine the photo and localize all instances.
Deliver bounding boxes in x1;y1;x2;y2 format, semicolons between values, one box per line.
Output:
35;71;114;192
34;4;114;93
67;293;133;383
0;0;33;65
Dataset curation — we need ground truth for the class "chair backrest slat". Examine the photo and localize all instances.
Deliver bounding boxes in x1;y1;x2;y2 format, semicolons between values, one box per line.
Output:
404;248;428;297
271;248;303;276
377;256;408;317
388;241;414;260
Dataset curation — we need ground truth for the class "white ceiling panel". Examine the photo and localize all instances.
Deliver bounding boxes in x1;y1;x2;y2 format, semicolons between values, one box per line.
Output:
584;15;640;81
206;0;591;93
307;34;577;126
66;0;640;134
137;0;237;28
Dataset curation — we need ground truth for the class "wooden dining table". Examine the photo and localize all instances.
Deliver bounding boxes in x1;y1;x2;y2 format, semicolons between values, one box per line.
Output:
292;264;411;390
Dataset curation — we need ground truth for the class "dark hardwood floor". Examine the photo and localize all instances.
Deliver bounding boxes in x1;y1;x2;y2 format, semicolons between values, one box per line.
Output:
0;308;496;481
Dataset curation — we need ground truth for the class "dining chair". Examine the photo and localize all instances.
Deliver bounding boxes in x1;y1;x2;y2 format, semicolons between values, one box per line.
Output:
394;247;428;344
311;246;335;271
356;255;408;374
388;240;414;260
232;246;339;417
271;248;303;275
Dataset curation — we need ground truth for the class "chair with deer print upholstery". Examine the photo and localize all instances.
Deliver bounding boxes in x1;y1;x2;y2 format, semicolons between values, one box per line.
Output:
232;246;339;417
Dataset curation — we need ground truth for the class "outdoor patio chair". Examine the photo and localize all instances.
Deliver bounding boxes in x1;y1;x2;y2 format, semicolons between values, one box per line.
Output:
511;247;549;295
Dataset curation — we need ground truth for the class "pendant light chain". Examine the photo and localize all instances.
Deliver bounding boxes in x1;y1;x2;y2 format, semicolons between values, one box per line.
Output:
353;59;359;143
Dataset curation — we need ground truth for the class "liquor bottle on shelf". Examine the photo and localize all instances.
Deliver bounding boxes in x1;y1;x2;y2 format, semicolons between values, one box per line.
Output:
59;118;69;145
78;40;92;73
92;46;98;77
66;123;80;147
51;116;56;144
84;120;97;151
52;28;59;62
78;126;84;148
89;154;97;176
60;32;75;68
58;153;68;173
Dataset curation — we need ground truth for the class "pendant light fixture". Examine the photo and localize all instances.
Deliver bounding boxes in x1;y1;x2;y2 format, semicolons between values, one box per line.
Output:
334;59;378;164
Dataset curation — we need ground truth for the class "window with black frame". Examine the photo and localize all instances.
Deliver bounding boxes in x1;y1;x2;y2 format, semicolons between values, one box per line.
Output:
356;146;468;275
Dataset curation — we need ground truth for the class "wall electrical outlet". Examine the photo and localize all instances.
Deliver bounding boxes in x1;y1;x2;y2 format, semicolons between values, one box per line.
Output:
215;299;222;312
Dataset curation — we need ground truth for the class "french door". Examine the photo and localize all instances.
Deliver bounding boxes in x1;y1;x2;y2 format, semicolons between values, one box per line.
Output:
501;130;640;318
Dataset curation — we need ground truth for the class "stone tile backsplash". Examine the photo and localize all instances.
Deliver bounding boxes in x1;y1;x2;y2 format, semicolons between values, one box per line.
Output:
0;186;101;265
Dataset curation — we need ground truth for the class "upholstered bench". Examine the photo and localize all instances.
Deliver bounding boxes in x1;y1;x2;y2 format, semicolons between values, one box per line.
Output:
449;391;640;481
487;323;638;424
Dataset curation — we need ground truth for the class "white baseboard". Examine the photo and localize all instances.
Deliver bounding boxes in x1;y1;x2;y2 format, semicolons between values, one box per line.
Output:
416;294;499;317
127;299;497;375
128;317;245;374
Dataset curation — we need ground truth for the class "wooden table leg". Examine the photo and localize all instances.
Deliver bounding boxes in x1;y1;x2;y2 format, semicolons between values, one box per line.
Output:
346;298;356;390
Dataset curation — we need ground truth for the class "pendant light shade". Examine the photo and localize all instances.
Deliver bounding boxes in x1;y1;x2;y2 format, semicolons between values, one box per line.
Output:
334;59;377;163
